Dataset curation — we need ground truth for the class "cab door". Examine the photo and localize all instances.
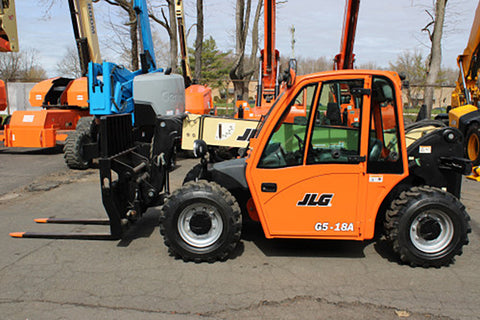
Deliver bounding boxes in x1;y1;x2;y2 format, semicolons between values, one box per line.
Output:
246;76;371;239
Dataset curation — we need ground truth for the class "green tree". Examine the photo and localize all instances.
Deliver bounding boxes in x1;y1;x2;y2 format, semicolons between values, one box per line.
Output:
189;36;233;90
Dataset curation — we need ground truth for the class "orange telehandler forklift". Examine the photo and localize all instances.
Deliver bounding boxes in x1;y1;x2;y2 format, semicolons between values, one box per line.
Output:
157;68;471;267
12;65;473;268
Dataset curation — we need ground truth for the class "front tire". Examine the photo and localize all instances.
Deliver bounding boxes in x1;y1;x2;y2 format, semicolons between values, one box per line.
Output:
385;186;470;267
160;181;242;262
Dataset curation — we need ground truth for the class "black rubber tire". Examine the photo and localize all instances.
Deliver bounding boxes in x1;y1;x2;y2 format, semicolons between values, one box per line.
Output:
63;129;92;170
465;123;480;166
384;186;471;267
160;180;242;263
75;116;94;134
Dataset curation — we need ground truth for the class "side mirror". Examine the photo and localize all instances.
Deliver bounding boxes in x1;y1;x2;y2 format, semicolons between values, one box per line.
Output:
279;59;297;88
288;58;297;73
193;139;208;158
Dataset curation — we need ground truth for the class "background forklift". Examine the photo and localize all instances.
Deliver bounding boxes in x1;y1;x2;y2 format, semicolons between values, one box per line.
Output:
438;1;480;165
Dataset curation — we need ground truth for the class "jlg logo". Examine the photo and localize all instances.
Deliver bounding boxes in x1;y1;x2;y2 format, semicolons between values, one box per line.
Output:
236;128;256;141
297;193;334;207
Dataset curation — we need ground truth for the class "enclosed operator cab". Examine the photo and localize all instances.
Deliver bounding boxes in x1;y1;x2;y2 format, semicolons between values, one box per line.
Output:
246;70;407;240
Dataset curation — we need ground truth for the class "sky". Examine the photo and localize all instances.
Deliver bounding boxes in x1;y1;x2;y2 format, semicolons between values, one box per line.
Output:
14;0;479;78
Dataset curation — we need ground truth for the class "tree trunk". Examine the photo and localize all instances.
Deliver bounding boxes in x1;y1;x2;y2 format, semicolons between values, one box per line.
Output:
148;1;178;70
230;0;261;101
128;6;139;70
194;0;204;81
168;0;178;70
424;0;447;118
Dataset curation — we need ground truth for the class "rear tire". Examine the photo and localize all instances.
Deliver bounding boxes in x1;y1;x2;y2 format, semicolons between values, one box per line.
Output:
64;117;95;170
75;116;94;134
385;186;470;267
465;123;480;166
160;181;242;262
64;130;92;170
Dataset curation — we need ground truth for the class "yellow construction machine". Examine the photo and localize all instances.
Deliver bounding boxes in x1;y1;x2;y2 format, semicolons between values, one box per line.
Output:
447;1;480;166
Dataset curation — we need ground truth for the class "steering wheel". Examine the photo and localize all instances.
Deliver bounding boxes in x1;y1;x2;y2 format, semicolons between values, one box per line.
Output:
260;142;287;167
386;136;397;152
294;133;304;149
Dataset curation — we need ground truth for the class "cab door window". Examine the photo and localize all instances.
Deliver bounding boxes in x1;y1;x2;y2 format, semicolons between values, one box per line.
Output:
258;83;317;168
367;76;403;173
306;79;364;164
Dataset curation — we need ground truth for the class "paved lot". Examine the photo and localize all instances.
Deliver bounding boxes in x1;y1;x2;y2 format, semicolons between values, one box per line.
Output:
0;147;66;195
0;152;479;319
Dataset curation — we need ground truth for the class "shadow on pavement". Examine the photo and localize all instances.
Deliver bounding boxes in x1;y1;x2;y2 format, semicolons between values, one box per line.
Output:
117;209;159;247
373;239;402;265
0;145;64;154
241;221;369;259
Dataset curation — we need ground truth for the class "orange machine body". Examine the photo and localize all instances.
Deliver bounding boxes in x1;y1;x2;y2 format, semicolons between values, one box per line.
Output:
29;77;88;108
245;70;408;241
29;78;60;107
2;77;90;148
185;84;215;115
2;109;89;148
65;77;89;107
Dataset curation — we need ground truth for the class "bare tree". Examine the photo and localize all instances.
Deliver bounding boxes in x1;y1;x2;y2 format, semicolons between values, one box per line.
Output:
389;50;426;108
0;49;46;81
295;56;330;75
56;46;82;78
42;0;178;70
149;0;178;69
230;0;262;100
422;0;447;118
104;0;139;70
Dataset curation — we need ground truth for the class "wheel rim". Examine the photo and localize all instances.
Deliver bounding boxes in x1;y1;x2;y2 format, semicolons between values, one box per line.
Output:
178;203;223;248
409;209;454;254
467;133;479;161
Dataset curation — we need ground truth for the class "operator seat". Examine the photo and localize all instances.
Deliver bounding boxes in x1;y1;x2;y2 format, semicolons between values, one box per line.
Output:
326;102;342;125
369;138;383;161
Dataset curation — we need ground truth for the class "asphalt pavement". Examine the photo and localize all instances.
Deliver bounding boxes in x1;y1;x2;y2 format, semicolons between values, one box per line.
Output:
0;152;479;319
